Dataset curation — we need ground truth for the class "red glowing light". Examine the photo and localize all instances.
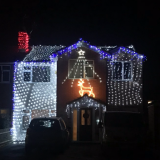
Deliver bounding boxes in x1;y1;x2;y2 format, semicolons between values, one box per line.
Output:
18;32;29;52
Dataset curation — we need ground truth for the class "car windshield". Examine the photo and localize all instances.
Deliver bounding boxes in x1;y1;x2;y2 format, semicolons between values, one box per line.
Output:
30;119;60;129
105;112;144;128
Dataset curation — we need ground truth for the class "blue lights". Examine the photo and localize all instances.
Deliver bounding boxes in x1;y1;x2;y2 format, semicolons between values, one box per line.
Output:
50;39;146;61
50;39;110;59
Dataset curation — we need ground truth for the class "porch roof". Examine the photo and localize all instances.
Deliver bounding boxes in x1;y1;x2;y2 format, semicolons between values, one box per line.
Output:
66;94;106;118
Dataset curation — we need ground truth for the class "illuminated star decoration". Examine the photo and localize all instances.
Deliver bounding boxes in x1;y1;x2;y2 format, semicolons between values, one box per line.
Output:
78;49;85;58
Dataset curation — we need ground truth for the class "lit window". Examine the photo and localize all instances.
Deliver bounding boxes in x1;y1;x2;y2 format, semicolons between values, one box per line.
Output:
23;66;50;83
68;60;94;79
112;62;132;81
0;65;10;83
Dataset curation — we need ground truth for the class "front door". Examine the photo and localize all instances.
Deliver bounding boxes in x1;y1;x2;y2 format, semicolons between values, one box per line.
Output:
79;108;92;141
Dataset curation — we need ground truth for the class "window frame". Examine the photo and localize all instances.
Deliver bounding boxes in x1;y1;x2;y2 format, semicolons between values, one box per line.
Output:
111;61;133;81
23;65;51;83
0;65;10;83
68;59;94;79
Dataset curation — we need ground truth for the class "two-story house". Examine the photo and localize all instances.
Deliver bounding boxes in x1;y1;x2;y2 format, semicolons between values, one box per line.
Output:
11;39;146;143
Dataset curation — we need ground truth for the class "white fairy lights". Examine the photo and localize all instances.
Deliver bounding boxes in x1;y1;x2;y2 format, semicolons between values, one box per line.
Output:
66;95;106;118
12;59;57;142
12;39;146;142
24;45;64;61
107;47;144;106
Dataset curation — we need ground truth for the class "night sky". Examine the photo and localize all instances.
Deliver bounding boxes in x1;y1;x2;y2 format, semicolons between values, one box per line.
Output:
0;0;159;100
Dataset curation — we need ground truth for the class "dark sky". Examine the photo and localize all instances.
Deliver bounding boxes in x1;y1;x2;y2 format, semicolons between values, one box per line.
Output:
0;0;160;99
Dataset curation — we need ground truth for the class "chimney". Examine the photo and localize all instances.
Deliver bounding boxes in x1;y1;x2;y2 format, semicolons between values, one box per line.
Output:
18;32;29;53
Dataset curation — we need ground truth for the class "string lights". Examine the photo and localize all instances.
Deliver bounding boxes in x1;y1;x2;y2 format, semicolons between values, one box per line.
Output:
107;47;144;106
24;45;64;61
66;95;106;118
12;39;146;142
12;58;57;142
77;79;95;97
18;32;30;52
61;49;103;88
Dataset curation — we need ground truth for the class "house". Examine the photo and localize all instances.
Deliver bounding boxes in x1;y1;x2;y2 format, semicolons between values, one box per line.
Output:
11;39;146;142
0;46;27;129
0;62;14;129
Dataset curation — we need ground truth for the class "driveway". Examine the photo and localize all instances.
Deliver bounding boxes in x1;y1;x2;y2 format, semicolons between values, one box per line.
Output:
0;142;158;160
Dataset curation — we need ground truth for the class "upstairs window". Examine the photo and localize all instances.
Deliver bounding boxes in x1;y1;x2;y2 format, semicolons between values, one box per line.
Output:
68;60;94;79
0;65;10;83
24;66;50;83
112;62;132;81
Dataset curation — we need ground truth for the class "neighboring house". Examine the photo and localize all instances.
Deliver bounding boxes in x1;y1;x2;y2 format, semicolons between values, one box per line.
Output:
10;39;146;142
0;63;14;128
148;100;160;149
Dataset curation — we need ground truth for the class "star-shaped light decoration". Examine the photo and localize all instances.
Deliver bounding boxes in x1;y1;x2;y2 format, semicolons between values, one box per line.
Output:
78;49;85;55
78;49;85;59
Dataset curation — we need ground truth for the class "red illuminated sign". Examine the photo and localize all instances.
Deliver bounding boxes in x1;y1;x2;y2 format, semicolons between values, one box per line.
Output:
18;32;29;52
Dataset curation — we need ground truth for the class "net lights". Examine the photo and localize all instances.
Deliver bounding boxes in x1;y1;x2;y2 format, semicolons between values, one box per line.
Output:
12;60;57;142
24;45;64;62
18;32;29;52
107;48;143;106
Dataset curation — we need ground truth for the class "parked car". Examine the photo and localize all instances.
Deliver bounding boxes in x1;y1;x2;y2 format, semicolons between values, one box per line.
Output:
99;111;152;152
25;117;69;154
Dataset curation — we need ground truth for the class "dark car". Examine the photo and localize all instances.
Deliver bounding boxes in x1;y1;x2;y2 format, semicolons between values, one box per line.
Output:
25;117;69;154
99;111;152;152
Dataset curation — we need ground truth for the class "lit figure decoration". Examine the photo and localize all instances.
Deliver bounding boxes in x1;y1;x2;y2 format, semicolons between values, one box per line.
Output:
78;79;95;98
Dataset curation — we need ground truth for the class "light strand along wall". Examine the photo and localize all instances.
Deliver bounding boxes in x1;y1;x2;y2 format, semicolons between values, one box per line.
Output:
107;48;143;108
12;61;57;142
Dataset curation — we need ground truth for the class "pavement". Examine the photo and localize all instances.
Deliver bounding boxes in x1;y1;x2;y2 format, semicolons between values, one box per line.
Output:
0;142;159;160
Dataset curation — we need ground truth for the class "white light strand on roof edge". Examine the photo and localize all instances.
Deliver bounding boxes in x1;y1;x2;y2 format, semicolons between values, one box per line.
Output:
11;60;57;142
66;95;106;118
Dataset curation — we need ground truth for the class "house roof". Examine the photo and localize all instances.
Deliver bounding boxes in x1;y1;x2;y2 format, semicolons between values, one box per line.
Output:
23;45;65;62
50;39;112;60
67;94;106;106
66;94;106;118
23;39;146;62
109;46;146;60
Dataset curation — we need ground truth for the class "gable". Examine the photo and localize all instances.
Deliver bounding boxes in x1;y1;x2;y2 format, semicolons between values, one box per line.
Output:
109;47;146;61
50;39;111;60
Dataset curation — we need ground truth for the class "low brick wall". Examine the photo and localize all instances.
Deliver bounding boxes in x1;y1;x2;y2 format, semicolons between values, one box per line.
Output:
0;128;12;144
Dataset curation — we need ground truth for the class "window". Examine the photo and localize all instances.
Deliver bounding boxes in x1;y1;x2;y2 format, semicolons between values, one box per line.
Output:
112;62;132;81
23;66;50;83
68;60;94;79
0;65;10;83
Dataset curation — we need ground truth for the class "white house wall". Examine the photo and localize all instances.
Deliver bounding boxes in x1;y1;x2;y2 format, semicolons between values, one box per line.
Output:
107;50;143;107
12;61;57;142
